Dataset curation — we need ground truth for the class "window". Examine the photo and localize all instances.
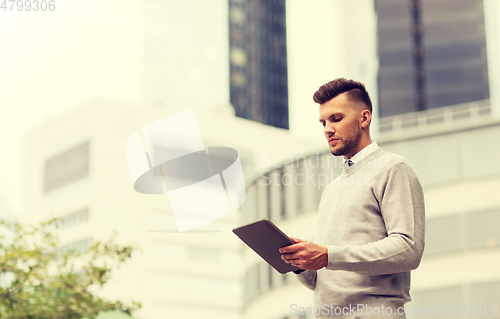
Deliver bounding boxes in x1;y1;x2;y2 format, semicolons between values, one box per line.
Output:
295;161;304;214
230;47;247;67
58;207;89;229
424;208;500;255
231;70;246;86
187;245;220;261
256;175;268;220
283;165;298;218
44;141;90;192
243;183;257;223
59;238;90;254
230;7;245;24
279;167;286;218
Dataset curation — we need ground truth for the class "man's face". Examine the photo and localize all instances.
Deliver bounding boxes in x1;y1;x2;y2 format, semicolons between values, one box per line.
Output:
319;93;364;158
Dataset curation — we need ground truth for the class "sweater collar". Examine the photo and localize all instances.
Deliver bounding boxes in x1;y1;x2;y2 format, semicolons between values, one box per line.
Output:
343;142;380;169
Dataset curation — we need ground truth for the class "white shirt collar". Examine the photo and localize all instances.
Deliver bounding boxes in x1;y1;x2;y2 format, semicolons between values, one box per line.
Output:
344;142;379;169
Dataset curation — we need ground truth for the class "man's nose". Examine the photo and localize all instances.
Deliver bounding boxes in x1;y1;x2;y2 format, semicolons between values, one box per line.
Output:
324;122;335;135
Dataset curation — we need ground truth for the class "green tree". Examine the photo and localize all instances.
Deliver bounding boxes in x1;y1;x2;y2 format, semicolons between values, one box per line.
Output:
0;219;141;319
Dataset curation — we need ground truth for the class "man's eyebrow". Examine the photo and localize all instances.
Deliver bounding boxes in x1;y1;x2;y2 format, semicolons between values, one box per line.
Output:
320;112;344;122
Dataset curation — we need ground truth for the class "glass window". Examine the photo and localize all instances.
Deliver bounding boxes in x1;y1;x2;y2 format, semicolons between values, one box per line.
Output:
256;176;268;221
279;167;286;218
295;161;304;214
466;209;500;250
230;7;246;25
281;271;288;284
243;183;258;223
269;169;282;221
268;264;273;289
424;215;461;255
271;264;283;289
230;47;247;67
59;238;90;254
302;160;319;212
187;246;220;261
58;207;89;229
283;164;297;217
44;141;90;192
231;70;246;86
259;262;269;293
470;281;500;307
248;263;259;300
230;28;245;42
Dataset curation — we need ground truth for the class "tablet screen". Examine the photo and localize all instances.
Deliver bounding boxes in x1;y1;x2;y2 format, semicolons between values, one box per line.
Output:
232;218;302;274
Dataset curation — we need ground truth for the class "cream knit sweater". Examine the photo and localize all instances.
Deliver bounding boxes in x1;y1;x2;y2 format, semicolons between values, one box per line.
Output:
296;144;425;318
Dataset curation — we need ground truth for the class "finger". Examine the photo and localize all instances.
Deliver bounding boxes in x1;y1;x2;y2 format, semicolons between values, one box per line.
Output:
290;236;305;243
281;253;299;262
279;243;300;254
282;255;293;264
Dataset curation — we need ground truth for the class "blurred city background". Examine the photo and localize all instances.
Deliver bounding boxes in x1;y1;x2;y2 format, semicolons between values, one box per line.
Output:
1;0;499;318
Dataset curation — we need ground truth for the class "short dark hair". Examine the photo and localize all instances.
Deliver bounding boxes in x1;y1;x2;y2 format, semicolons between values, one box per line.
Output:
313;78;372;112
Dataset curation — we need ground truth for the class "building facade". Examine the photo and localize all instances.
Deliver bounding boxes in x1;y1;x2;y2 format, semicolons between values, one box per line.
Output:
376;0;490;117
229;0;289;129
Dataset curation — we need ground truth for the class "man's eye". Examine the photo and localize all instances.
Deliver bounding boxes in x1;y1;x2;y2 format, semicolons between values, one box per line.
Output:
333;118;342;122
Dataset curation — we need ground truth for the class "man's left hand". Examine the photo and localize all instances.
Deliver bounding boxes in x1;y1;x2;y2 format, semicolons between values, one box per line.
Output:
279;237;328;270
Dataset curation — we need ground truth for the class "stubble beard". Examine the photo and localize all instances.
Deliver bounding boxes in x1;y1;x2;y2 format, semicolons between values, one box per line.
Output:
330;125;362;157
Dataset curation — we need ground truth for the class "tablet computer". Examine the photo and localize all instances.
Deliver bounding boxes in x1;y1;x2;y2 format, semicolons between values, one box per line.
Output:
232;218;302;274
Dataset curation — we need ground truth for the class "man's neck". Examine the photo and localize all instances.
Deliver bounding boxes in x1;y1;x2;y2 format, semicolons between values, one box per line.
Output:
344;136;373;159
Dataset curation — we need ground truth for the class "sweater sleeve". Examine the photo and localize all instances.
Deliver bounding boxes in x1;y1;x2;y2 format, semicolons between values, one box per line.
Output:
325;162;425;275
295;270;317;290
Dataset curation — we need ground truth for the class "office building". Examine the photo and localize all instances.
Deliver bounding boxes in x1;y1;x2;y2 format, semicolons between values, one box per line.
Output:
376;0;490;117
229;0;289;129
143;0;288;129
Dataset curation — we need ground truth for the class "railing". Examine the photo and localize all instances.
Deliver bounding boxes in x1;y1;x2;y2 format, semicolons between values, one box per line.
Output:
379;99;491;135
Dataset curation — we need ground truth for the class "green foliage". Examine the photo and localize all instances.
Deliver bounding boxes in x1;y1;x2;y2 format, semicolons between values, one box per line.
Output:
0;219;141;319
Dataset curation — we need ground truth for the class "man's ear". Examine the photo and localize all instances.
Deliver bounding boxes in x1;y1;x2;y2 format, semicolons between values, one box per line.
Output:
361;110;371;129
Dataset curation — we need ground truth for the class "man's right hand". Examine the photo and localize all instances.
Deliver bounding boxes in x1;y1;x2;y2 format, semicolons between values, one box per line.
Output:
279;237;328;270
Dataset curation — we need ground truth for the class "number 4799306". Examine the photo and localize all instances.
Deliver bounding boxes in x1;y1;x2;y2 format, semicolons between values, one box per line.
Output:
1;0;55;11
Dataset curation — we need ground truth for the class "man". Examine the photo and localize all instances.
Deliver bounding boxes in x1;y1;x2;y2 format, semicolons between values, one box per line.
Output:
279;78;425;318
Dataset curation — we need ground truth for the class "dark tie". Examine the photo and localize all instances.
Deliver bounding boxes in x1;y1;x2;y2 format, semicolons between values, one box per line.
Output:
346;159;354;167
